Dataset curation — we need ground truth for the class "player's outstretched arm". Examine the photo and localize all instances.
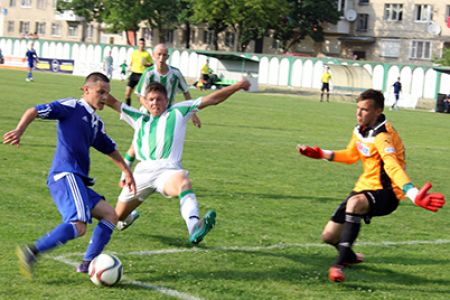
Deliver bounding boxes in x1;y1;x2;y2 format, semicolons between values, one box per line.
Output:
198;79;250;110
297;144;333;160
109;150;136;194
404;182;445;212
3;107;38;147
105;94;123;113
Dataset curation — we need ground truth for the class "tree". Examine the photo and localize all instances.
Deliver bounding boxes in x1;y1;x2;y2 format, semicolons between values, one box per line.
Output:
177;0;193;49
272;0;340;52
57;0;105;42
226;0;288;52
140;0;180;44
189;0;229;50
102;0;146;45
434;48;450;66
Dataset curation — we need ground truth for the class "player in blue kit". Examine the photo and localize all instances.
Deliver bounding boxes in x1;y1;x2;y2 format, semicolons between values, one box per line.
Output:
3;72;136;278
25;42;39;82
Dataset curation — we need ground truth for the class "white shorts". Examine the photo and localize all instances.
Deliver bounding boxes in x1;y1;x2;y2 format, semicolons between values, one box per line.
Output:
118;160;188;203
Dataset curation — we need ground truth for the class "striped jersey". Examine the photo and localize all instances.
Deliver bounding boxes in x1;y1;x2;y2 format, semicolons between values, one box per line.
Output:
35;98;117;184
120;98;201;165
332;114;411;200
135;65;189;107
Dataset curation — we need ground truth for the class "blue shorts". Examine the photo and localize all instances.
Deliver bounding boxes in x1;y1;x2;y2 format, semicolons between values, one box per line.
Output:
48;173;104;224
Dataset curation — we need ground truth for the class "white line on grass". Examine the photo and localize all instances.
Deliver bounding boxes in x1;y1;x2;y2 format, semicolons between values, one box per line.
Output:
51;255;202;300
50;239;450;299
128;238;450;256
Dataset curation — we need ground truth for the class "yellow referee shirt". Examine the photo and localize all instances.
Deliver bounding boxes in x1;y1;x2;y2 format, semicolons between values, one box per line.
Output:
130;49;152;74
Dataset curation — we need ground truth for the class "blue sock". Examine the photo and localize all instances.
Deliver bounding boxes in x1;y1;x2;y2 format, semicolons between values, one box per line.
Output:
83;220;115;261
27;72;32;79
35;223;78;253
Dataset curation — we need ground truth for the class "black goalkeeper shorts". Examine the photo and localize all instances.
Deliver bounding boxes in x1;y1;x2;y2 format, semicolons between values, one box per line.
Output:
331;189;399;224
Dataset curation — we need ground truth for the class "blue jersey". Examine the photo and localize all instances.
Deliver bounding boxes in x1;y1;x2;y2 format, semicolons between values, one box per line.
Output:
35;98;116;184
26;49;38;64
393;81;402;94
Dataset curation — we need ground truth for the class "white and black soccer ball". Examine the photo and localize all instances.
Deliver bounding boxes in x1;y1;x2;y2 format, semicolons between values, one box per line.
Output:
88;253;123;287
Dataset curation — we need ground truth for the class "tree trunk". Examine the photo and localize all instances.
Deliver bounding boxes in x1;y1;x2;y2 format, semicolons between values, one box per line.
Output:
80;21;86;43
185;21;191;49
213;30;219;51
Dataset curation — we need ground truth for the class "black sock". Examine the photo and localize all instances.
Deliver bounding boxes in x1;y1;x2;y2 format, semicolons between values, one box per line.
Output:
126;98;131;106
335;213;361;266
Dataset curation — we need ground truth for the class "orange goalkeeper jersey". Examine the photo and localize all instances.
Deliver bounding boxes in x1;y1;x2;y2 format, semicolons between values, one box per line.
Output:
332;115;410;200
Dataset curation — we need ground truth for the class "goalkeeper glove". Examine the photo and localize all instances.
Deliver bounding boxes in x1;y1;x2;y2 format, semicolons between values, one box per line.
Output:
297;145;332;160
403;182;446;212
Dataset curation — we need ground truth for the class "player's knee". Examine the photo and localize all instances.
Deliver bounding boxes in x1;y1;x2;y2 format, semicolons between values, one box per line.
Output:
181;177;192;188
346;195;369;214
103;210;119;225
74;222;87;237
321;230;338;244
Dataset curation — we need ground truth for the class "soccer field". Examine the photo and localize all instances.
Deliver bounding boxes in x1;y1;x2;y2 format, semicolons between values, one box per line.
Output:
1;69;450;299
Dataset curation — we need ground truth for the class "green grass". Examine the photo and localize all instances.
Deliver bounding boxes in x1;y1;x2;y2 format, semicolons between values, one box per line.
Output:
1;69;450;299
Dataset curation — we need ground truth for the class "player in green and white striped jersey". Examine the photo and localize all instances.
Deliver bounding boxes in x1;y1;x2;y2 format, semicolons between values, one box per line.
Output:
120;44;203;224
106;79;250;244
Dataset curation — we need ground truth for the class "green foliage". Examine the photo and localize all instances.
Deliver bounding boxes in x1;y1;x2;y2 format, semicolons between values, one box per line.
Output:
433;48;450;66
273;0;340;52
2;69;450;299
56;0;105;23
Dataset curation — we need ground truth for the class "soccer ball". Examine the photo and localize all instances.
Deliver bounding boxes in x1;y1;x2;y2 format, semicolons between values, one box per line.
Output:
88;254;123;287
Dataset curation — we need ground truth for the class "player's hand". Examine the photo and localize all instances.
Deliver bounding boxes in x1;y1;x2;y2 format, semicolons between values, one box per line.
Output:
122;170;136;195
239;79;251;91
191;113;201;128
118;172;126;188
413;182;445;212
3;129;23;147
297;145;324;159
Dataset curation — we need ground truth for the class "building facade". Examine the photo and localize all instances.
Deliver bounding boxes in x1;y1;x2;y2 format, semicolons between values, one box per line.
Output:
0;0;449;64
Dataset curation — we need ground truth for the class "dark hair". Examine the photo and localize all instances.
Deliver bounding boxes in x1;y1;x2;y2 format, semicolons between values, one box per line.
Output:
84;72;110;84
358;89;384;110
144;82;168;98
139;38;145;43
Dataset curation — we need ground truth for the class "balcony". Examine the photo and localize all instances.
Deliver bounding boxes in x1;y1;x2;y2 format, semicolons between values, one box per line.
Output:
324;19;350;35
55;11;84;22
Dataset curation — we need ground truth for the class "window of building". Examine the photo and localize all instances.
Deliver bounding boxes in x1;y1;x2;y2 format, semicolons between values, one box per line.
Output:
358;0;369;5
447;5;450;18
86;24;94;39
352;51;366;60
9;0;16;7
224;32;235;48
380;39;401;58
20;0;32;8
19;21;30;34
410;40;431;59
190;29;196;44
203;30;214;45
384;4;403;21
67;23;78;37
415;4;432;22
271;38;280;49
51;22;61;36
7;21;15;33
356;14;369;31
335;0;345;12
166;30;174;43
36;0;46;9
36;22;45;35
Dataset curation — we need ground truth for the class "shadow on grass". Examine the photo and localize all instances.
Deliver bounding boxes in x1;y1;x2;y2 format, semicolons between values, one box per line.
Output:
122;239;450;294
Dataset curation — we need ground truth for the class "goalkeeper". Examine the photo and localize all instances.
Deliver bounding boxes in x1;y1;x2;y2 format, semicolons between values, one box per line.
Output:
297;88;445;283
